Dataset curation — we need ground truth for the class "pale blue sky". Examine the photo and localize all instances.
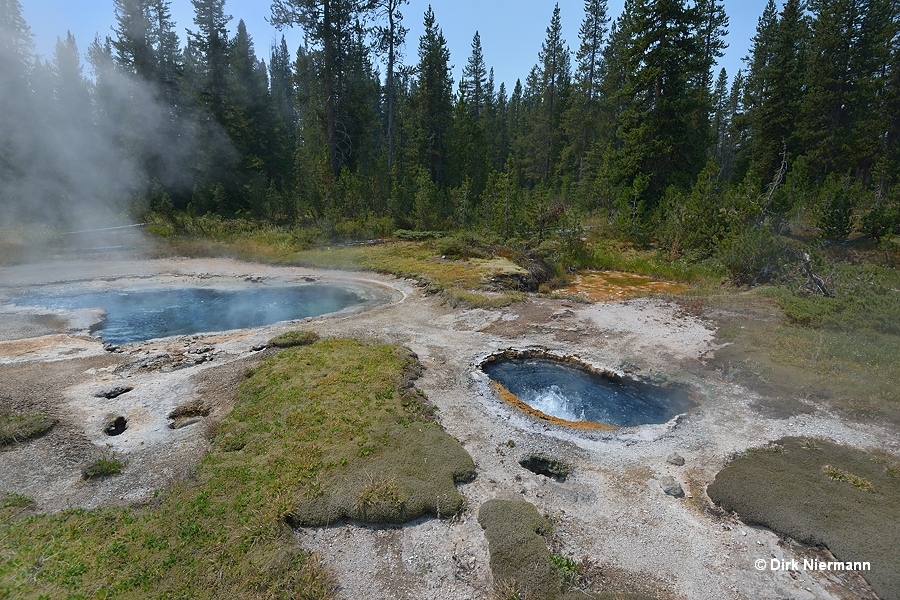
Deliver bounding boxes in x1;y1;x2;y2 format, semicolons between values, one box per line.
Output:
23;0;768;89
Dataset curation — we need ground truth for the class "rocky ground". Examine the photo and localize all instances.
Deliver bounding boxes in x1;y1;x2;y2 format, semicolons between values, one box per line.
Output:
1;255;895;599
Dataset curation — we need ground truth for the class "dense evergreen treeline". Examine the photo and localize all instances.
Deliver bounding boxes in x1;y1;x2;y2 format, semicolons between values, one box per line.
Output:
1;0;898;265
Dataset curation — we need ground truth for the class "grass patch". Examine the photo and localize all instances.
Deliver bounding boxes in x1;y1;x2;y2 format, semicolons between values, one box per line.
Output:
706;290;900;425
0;338;473;598
764;262;900;334
820;465;874;491
1;492;34;509
0;412;56;447
81;453;126;480
708;437;900;598
151;219;527;308
268;329;319;348
587;236;725;284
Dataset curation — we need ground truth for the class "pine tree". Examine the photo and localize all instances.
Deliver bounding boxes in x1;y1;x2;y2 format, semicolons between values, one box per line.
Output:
112;0;156;78
454;30;493;197
885;4;900;180
0;0;32;67
562;0;609;182
229;19;280;209
372;0;408;170
269;36;295;132
519;4;571;186
741;0;808;186
693;0;729;93
150;0;182;104
270;0;376;179
187;0;231;124
801;0;888;181
0;0;34;224
412;5;453;185
0;0;33;106
460;31;487;120
607;0;709;231
52;32;92;123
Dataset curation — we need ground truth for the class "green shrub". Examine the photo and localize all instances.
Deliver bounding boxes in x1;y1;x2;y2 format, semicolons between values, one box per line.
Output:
394;229;444;241
815;174;859;241
717;226;781;286
765;262;900;334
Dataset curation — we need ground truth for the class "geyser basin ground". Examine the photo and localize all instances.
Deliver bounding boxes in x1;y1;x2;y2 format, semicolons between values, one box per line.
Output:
14;284;369;344
1;256;894;599
481;352;696;428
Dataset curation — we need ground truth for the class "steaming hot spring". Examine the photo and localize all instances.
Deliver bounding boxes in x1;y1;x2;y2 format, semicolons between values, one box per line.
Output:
480;349;696;430
13;283;379;345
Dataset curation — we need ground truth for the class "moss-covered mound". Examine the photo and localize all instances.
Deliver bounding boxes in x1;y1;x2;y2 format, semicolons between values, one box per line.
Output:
289;422;475;525
233;338;475;526
479;499;559;599
268;329;319;348
708;437;900;598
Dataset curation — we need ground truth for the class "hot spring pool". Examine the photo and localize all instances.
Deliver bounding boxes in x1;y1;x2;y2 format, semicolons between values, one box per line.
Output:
15;284;371;344
482;354;696;428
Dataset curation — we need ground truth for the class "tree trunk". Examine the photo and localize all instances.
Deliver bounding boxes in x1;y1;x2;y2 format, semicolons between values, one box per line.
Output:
323;0;339;179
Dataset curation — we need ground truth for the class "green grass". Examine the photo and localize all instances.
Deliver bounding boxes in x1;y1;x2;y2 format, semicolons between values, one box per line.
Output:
708;437;900;599
764;262;900;334
81;448;126;480
0;412;56;447
587;237;725;284
707;266;900;425
149;217;528;308
1;493;34;509
0;339;474;599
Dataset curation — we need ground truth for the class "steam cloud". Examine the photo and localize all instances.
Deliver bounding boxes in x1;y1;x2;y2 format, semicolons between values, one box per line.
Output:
0;25;229;233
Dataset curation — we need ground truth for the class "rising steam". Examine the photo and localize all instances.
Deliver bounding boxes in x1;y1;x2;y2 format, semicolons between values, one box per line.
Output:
0;23;225;233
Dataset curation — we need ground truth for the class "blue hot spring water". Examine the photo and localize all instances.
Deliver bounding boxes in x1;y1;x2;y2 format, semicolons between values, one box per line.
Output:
482;357;695;427
16;285;366;344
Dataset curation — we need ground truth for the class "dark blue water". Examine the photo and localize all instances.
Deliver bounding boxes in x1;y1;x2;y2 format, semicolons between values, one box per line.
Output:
482;357;695;427
16;285;365;344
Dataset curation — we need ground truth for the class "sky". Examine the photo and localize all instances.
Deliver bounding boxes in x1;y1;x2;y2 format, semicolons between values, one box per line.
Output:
23;0;769;90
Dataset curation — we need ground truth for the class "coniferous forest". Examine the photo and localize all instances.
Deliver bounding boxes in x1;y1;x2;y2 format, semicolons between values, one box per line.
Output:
1;0;899;282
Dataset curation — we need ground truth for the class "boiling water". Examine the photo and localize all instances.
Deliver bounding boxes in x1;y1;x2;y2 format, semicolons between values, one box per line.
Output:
16;285;367;344
482;357;695;427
